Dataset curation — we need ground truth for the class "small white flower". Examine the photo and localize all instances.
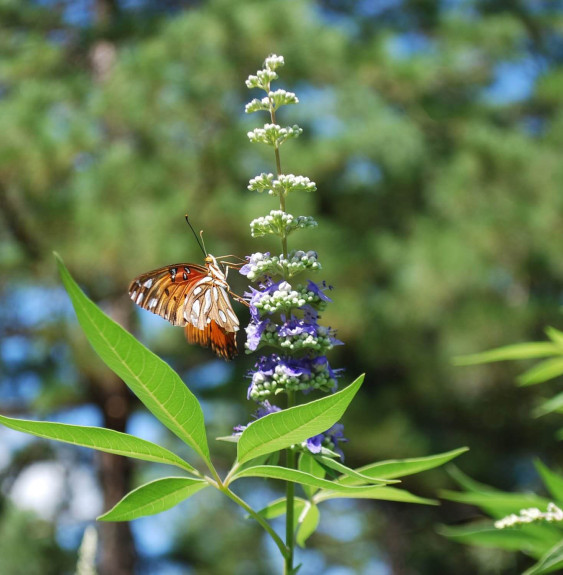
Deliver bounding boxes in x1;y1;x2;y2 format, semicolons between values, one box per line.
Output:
495;503;563;529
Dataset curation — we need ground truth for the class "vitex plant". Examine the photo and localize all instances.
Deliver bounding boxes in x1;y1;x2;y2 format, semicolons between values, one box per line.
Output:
0;54;467;575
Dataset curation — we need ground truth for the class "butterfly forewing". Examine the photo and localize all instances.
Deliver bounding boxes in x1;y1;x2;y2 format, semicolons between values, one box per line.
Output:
128;257;241;360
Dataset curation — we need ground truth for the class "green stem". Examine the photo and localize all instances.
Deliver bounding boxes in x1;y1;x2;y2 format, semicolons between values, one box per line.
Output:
268;83;297;574
221;486;288;559
284;390;297;575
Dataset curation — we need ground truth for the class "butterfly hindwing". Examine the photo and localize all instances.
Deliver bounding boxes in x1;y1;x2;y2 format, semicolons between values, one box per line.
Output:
185;321;237;360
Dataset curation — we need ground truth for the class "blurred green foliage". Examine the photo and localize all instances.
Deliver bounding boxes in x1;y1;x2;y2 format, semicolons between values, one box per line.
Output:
2;0;563;573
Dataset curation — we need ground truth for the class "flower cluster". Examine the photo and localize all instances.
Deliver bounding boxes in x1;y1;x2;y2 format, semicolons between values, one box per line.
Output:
246;279;330;316
247;354;341;400
240;250;321;282
235;54;347;459
494;503;563;529
250;211;317;238
248;173;316;196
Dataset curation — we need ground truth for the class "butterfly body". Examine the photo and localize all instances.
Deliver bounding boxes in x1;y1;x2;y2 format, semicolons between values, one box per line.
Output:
129;255;241;360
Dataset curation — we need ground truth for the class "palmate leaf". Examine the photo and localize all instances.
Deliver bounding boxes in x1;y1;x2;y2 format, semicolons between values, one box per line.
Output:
55;254;210;464
0;415;197;474
98;476;208;522
337;447;468;485
237;374;364;464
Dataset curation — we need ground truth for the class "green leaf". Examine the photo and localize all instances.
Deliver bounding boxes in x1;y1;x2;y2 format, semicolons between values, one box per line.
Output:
338;447;468;484
533;393;563;418
98;476;208;522
319;456;397;486
299;453;326;498
237;374;364;464
448;465;503;494
438;523;550;555
535;460;563;504
0;415;196;474
232;464;395;495
545;327;563;348
255;496;307;520
518;358;563;386
440;490;551;519
453;343;559;366
56;254;210;464
296;502;320;547
524;539;563;575
216;435;240;443
315;485;436;505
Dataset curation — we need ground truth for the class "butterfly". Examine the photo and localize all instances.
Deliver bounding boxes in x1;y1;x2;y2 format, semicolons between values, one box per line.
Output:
129;219;246;360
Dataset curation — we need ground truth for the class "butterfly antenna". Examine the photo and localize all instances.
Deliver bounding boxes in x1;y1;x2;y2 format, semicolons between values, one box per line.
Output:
199;230;208;256
185;215;207;257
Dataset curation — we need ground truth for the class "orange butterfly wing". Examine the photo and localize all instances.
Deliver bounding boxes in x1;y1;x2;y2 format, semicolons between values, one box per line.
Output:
185;321;237;360
128;262;240;360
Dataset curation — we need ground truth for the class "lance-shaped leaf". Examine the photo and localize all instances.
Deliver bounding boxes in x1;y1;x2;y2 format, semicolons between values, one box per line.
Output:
534;460;563;504
56;254;210;464
438;523;551;554
0;415;196;474
525;539;563;575
98;476;208;522
319;456;397;485
517;357;563;386
440;490;551;519
232;464;392;494
453;343;559;365
337;447;468;484
256;496;307;520
315;485;436;505
296;502;320;547
299;453;326;499
237;374;364;464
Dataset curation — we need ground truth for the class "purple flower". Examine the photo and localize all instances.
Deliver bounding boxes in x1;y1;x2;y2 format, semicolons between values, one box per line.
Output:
255;400;282;419
233;400;281;435
306;280;332;303
278;315;318;338
240;252;271;277
244;279;282;320
245;318;271;351
305;423;347;460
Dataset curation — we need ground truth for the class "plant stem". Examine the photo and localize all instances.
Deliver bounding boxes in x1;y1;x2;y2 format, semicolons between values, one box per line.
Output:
221;487;288;558
284;390;296;575
269;100;288;260
269;89;295;574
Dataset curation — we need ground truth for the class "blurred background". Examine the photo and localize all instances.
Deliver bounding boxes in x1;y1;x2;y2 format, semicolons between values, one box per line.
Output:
1;0;563;573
